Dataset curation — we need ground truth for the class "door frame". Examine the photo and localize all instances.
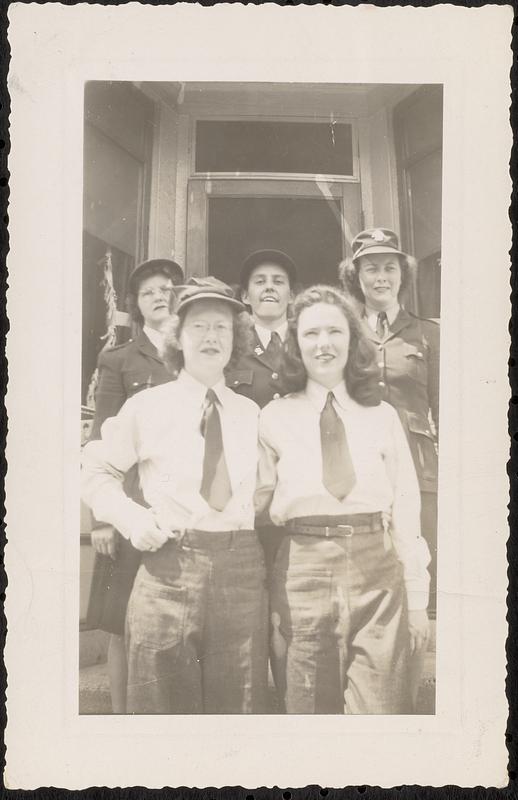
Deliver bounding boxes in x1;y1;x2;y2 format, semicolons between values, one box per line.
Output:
185;177;362;278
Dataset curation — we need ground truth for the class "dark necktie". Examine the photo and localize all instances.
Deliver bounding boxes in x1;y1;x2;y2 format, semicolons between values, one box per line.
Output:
265;330;283;371
320;392;356;500
376;311;389;340
200;389;232;511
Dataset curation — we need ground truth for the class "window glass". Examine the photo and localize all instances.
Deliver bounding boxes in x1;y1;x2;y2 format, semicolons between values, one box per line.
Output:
196;120;354;175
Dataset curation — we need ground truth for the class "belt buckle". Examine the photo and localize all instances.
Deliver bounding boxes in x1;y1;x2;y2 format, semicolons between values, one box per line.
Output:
337;524;354;538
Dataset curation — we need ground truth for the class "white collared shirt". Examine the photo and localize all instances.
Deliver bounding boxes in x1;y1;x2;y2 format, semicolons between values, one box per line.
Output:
82;369;260;535
254;321;288;350
365;303;400;333
255;379;430;609
142;325;165;352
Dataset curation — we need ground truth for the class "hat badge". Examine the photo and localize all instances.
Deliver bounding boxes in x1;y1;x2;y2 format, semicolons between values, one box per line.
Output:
371;229;386;242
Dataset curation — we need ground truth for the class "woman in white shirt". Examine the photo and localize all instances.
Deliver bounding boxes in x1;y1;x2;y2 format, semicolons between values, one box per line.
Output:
83;277;268;714
256;285;430;714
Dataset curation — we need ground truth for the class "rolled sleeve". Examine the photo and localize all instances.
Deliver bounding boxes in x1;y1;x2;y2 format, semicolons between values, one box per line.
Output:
81;399;146;540
384;404;431;610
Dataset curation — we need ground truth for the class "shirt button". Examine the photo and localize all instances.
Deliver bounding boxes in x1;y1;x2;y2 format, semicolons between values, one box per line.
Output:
271;372;279;380
377;361;384;368
378;381;386;388
417;352;423;359
273;393;281;400
233;379;239;385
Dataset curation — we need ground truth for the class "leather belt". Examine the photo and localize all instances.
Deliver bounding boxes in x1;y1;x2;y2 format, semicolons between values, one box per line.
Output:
286;512;383;539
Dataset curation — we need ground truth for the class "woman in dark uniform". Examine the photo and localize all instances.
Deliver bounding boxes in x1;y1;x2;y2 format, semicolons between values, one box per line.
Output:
89;257;183;712
340;228;439;620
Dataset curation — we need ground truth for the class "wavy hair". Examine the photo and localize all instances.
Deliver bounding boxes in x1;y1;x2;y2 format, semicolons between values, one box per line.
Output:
338;253;417;305
160;300;254;378
283;285;381;407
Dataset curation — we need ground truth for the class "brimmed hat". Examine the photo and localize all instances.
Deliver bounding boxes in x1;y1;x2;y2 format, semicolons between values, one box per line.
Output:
351;229;408;263
240;249;297;288
128;258;184;295
175;276;245;314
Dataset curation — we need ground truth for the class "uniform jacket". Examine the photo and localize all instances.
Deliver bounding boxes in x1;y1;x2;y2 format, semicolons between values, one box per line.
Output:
226;328;288;409
89;331;172;512
362;308;440;494
90;331;172;441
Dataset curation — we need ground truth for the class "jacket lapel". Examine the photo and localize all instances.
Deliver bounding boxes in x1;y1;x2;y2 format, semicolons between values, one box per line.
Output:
135;331;164;364
250;328;275;369
361;306;413;344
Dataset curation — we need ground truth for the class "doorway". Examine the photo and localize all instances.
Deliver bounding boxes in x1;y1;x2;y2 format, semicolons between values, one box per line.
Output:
186;178;362;287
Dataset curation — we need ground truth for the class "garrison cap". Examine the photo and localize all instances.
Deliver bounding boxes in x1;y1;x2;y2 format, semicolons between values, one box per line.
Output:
351;229;408;263
175;276;245;314
128;258;184;295
240;249;297;289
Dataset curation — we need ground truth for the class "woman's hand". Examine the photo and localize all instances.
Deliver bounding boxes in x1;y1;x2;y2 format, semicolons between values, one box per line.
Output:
91;525;118;559
408;609;429;654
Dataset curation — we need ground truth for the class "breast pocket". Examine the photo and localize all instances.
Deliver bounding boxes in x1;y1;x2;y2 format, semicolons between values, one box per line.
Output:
227;369;254;391
124;370;156;397
406;410;438;485
402;342;427;385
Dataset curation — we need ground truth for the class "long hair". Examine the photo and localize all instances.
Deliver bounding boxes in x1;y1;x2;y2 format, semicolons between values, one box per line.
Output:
283;285;381;407
126;265;182;326
338;253;417;305
160;301;254;378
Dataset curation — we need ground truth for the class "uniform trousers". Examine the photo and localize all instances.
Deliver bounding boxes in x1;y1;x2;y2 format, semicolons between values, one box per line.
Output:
271;522;412;714
126;530;268;714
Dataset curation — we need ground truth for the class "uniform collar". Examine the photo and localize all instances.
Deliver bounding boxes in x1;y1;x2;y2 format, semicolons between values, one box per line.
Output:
177;369;228;407
306;379;353;412
254;321;288;350
364;303;400;332
143;325;165;352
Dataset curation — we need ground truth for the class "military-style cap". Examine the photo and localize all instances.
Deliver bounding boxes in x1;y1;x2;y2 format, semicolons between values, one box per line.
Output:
175;276;245;314
128;258;184;295
351;228;407;263
240;249;297;288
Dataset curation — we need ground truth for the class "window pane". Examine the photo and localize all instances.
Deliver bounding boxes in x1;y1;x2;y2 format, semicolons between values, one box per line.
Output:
196;120;354;175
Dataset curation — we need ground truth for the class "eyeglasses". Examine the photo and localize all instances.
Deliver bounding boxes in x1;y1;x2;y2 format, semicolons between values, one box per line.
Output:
183;321;233;338
138;285;174;299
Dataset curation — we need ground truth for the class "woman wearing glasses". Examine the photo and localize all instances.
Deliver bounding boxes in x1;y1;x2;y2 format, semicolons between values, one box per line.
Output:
83;277;268;714
255;285;430;714
89;257;184;713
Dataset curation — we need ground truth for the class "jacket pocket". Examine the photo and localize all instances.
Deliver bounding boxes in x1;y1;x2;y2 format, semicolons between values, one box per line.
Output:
405;410;438;484
403;342;427;385
124;370;156;396
227;369;254;389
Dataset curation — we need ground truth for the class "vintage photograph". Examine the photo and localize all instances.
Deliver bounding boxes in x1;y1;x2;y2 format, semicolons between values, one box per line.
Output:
79;81;442;716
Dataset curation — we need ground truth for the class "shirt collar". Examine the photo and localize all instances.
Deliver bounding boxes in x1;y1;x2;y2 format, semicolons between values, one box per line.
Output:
364;303;400;331
177;369;228;407
254;321;288;349
143;325;165;351
306;379;353;412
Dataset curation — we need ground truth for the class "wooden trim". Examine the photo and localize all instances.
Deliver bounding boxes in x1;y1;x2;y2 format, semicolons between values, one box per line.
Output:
189;177;347;199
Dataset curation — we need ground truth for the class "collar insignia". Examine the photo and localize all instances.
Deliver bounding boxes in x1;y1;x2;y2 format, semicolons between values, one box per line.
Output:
254;346;263;356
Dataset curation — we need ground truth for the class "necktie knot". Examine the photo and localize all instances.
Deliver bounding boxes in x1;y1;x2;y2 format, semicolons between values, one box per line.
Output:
205;388;218;406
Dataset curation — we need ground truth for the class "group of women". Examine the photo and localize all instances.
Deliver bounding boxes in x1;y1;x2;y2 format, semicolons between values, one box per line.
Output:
82;227;438;715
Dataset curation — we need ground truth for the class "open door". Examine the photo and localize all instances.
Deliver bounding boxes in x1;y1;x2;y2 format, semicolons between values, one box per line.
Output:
186;178;362;288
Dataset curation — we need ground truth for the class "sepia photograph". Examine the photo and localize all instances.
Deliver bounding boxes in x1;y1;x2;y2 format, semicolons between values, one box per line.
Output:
5;3;510;789
79;80;442;716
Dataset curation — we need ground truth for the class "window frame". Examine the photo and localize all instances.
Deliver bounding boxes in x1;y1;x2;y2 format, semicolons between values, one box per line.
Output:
190;114;360;183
